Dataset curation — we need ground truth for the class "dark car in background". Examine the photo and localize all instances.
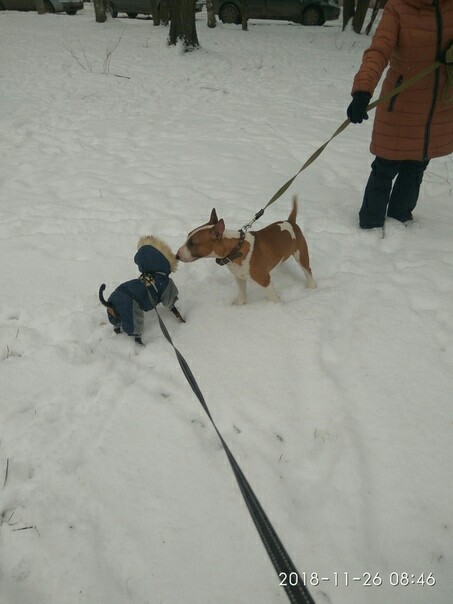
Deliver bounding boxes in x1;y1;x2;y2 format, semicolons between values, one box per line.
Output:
110;0;204;18
214;0;340;26
0;0;82;13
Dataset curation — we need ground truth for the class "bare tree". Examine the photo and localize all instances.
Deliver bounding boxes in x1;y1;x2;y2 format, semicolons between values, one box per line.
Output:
342;0;354;30
365;0;384;34
151;0;161;25
169;0;183;43
159;0;170;25
206;0;216;28
343;0;371;33
353;0;370;32
242;0;248;30
93;0;111;23
169;0;199;50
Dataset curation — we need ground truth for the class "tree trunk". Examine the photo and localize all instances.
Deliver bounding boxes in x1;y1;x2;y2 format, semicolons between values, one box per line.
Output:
342;0;355;30
352;0;370;33
36;0;46;14
181;0;199;49
206;0;216;28
365;0;383;35
152;0;161;25
169;0;183;44
169;0;199;50
159;0;170;25
242;0;248;30
93;0;107;22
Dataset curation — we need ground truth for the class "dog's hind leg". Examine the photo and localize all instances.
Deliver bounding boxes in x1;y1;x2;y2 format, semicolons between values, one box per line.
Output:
302;266;317;289
293;246;316;289
170;306;186;323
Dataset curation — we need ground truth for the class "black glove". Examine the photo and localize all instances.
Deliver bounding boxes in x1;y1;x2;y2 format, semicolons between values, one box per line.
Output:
347;91;371;124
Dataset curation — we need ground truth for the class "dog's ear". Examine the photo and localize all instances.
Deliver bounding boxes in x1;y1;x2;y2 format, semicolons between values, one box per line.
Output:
211;219;225;240
209;208;218;224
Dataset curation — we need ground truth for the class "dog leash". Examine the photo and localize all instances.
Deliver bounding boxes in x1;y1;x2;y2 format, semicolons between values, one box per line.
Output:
239;59;443;231
206;55;450;267
144;288;316;604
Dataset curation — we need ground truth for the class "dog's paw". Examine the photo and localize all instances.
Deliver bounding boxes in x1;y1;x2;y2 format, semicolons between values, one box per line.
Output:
306;276;317;289
170;306;186;323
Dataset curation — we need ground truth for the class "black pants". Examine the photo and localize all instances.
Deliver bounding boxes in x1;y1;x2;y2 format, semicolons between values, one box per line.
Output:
359;157;429;229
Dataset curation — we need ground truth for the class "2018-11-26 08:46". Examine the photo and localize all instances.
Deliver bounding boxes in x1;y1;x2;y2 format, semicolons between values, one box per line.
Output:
279;571;436;588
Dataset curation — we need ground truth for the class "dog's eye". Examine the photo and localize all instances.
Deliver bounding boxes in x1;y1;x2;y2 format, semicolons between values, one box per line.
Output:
187;237;195;248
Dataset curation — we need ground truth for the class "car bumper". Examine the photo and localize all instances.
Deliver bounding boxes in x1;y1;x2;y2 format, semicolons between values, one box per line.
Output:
62;0;83;9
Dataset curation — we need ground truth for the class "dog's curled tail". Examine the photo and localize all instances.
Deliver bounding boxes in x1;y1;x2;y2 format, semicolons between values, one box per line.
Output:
288;195;298;224
99;284;111;308
99;284;119;319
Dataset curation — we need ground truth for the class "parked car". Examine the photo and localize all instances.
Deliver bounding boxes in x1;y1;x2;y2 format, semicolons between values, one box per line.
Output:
214;0;340;26
110;0;204;18
0;0;82;13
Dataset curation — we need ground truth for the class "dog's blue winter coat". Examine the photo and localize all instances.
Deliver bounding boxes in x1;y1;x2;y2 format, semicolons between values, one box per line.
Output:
134;244;171;295
107;244;178;336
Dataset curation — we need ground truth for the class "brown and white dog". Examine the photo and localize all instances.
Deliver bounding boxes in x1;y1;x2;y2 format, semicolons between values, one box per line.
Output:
176;196;316;304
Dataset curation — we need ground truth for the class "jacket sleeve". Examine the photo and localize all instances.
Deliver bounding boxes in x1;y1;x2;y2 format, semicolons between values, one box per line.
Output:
352;0;400;95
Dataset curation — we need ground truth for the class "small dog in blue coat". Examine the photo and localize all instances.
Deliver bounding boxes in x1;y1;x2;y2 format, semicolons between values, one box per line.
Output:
99;236;185;346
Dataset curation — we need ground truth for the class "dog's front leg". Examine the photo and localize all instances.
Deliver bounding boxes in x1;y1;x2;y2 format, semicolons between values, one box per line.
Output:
265;279;280;303
233;276;247;305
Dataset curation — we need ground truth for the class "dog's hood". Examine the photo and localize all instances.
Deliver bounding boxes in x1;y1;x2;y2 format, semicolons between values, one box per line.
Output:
135;236;178;274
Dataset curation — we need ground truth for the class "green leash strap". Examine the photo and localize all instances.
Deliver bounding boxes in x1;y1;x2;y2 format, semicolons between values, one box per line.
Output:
254;60;442;219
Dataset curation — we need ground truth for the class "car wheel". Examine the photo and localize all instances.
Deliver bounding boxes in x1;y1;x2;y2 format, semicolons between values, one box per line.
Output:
127;11;138;17
44;0;56;12
301;5;325;26
219;2;241;24
66;8;77;14
110;2;118;17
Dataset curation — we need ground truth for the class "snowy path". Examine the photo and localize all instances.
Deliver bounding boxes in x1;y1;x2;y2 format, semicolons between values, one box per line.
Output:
1;8;452;604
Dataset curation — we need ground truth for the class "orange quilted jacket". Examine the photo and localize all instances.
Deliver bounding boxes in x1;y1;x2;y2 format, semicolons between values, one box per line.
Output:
352;0;453;161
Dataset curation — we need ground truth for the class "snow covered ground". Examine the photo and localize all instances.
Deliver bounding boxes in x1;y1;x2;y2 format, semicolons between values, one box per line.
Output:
1;6;452;604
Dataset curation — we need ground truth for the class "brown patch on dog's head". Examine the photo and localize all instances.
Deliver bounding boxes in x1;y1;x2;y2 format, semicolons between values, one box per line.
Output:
177;211;227;262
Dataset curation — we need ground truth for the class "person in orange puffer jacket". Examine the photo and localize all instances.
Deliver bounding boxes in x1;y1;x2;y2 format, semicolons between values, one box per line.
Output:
347;0;453;229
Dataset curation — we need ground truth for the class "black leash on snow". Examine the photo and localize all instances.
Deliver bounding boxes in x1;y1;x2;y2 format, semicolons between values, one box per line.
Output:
146;289;315;604
139;56;450;601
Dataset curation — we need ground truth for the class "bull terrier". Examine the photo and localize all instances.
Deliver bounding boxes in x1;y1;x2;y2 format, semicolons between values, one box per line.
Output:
176;196;316;304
